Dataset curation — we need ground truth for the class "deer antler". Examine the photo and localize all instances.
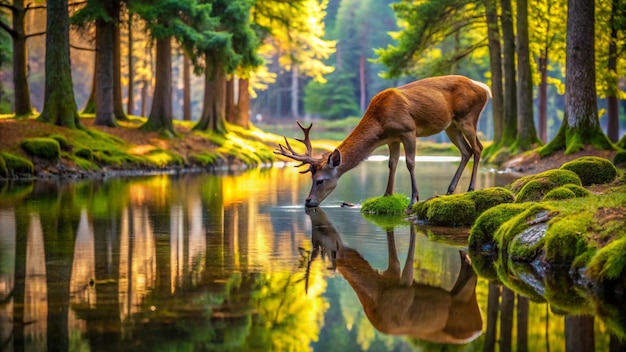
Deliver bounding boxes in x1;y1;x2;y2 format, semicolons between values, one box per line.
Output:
274;121;320;173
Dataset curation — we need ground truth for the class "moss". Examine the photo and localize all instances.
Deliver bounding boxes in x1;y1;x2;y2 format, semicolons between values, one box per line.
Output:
74;156;99;171
361;194;410;215
189;152;222;165
469;203;528;252
424;195;476;227
617;134;626;149
412;199;430;220
0;152;34;176
495;204;554;256
508;173;535;194
50;134;70;150
560;156;617;186
20;137;61;161
145;149;184;167
468;248;499;281
561;184;591;198
467;187;515;214
587;235;626;281
514;169;581;203
543;187;576;201
75;148;93;161
614;150;626;168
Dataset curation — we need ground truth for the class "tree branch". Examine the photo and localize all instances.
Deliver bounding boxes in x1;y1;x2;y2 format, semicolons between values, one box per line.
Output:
25;30;46;38
70;43;95;52
0;18;17;38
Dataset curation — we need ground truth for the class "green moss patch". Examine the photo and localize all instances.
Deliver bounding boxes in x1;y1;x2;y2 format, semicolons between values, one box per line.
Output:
362;213;410;230
50;134;71;150
614;150;626;167
20;137;61;161
360;194;410;215
469;203;528;252
514;169;582;203
543;187;576;201
561;184;592;197
75;148;93;161
467;187;515;213
560;156;617;186
0;152;34;177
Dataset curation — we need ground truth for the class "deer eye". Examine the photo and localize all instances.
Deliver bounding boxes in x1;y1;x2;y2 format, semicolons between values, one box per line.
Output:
316;179;325;185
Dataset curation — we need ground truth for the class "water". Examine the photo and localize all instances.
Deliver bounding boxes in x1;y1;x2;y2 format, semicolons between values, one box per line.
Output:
0;159;621;351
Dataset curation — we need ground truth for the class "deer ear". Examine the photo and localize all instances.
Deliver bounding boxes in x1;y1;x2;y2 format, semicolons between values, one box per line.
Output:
328;149;342;168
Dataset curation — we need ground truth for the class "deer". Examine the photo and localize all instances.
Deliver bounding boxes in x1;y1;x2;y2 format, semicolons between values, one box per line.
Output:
305;208;483;343
274;75;491;208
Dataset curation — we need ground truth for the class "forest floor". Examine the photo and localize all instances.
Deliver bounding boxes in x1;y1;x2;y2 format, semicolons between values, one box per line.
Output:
0;116;620;179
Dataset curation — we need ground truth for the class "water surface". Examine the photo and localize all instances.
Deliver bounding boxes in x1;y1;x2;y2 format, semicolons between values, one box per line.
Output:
0;159;621;351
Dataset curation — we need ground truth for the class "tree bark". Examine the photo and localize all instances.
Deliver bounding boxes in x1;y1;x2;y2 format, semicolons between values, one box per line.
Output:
183;55;191;121
83;69;96;114
538;55;548;143
194;61;226;133
141;36;174;134
606;0;620;142
514;0;540;151
500;0;517;145
236;78;250;128
127;14;134;115
38;0;81;128
12;0;33;116
485;0;503;143
225;77;235;123
94;13;115;127
113;10;127;121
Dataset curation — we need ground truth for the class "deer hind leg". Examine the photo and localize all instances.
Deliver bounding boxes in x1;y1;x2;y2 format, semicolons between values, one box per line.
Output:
385;141;401;196
445;124;473;194
457;118;484;192
400;225;417;287
400;134;418;208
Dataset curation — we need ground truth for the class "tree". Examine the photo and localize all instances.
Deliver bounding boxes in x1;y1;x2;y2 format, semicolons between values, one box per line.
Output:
540;0;614;156
484;0;503;143
0;0;44;116
500;0;517;147
38;0;82;128
512;0;541;151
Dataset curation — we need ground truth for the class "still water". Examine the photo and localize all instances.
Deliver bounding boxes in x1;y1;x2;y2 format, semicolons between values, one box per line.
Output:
0;158;622;351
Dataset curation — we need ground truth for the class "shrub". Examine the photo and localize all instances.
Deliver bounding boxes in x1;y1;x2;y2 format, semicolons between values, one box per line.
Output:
560;156;617;186
20;137;60;161
0;152;34;176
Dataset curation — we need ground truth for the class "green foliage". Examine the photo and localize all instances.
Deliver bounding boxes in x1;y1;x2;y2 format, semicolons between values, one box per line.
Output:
543;187;576;201
20;138;61;161
560;156;618;185
360;194;410;215
304;71;360;120
0;152;34;176
514;169;582;202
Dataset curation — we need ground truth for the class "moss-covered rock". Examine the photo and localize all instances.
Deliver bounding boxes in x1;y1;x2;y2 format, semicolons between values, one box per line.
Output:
561;184;592;198
613;150;626;168
467;187;515;214
20;137;61;161
50;134;71;151
560;156;617;186
75;148;93;161
499;204;555;262
514;169;582;203
469;203;528;252
543;187;576;201
586;236;626;281
361;194;410;215
0;152;34;176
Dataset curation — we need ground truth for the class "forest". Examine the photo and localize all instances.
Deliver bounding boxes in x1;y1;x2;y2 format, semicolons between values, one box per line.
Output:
0;0;625;163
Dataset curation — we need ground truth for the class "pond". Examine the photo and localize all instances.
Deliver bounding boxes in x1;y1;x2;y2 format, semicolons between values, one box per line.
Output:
0;158;622;351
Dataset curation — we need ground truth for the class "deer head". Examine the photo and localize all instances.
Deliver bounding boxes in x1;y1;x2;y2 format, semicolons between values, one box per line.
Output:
274;121;342;207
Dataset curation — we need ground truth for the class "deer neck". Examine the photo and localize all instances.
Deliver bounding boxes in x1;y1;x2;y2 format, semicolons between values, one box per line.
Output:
336;122;383;175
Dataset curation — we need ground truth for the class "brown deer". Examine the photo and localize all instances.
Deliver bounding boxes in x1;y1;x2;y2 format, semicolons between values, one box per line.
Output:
305;208;483;344
275;75;491;208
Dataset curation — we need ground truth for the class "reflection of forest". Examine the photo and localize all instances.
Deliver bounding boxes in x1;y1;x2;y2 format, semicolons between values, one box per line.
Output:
0;171;327;351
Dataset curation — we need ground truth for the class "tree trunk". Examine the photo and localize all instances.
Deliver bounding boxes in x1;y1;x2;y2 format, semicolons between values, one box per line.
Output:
183;55;191;121
236;78;250;128
565;315;594;351
83;69;96;114
141;36;174;134
194;61;226;134
141;79;148;117
12;0;32;116
38;0;81;128
359;53;366;112
606;0;620;142
113;11;127;121
225;77;235;123
94;16;115;127
500;0;517;145
485;0;503;143
514;0;540;151
541;0;613;156
290;66;300;118
538;55;548;143
127;14;134;116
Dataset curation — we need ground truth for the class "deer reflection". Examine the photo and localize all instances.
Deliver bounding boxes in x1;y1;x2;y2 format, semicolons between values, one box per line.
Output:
306;208;483;344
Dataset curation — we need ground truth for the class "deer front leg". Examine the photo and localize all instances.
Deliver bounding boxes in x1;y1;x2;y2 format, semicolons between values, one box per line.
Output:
445;125;472;194
401;135;418;208
384;142;401;196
